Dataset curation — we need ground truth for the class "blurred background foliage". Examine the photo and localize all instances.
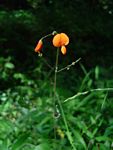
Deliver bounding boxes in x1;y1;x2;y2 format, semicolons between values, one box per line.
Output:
0;0;113;149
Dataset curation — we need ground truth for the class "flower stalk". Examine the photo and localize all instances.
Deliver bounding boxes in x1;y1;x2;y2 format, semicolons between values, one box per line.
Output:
34;31;77;150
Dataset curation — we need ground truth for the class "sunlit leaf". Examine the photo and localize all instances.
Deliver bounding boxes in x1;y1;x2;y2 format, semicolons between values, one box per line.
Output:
4;62;15;69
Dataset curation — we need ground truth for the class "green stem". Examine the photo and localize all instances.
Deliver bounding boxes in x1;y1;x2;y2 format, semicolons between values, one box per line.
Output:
55;93;77;150
53;48;77;150
53;47;59;114
53;48;59;145
54;48;59;95
64;88;113;103
41;33;53;40
41;31;57;40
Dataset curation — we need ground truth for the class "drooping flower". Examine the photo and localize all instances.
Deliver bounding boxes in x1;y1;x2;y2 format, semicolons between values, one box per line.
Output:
52;33;69;55
35;39;43;53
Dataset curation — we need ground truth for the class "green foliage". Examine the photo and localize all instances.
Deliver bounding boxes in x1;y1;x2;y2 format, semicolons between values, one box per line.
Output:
0;63;113;149
0;0;113;149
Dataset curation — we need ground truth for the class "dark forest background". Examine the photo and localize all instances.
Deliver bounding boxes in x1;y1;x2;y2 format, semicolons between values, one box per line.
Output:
0;0;113;149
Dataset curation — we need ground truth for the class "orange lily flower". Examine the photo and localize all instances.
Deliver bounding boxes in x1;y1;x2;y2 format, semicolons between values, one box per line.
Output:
35;39;43;53
52;33;69;55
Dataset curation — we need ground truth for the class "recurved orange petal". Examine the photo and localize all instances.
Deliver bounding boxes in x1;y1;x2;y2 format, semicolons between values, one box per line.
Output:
52;34;61;47
53;33;69;47
60;33;69;46
35;39;43;52
61;46;67;55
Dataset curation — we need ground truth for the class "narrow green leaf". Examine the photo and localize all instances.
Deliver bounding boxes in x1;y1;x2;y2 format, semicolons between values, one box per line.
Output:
34;143;51;150
95;66;99;80
11;133;29;150
95;136;110;142
73;130;87;150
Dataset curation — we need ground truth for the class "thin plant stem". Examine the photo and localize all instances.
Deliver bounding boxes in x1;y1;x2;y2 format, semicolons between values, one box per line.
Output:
53;48;77;150
53;47;59;115
101;92;108;110
54;48;59;95
53;47;59;145
41;57;54;69
55;93;77;150
41;31;57;40
41;33;52;40
63;88;113;103
57;58;81;73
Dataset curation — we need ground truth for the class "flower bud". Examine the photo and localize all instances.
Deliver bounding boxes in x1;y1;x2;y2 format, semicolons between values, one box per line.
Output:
35;39;43;52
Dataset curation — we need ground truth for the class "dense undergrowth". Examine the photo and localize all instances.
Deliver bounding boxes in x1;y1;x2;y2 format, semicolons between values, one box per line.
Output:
0;55;113;149
0;0;113;149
